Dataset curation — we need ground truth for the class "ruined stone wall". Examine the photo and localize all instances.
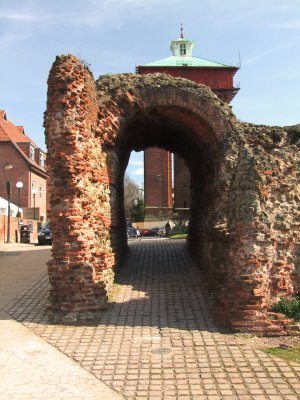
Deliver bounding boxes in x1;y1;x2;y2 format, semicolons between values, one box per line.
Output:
221;124;300;334
44;55;116;315
187;116;241;291
186;118;300;335
45;54;299;334
97;73;244;308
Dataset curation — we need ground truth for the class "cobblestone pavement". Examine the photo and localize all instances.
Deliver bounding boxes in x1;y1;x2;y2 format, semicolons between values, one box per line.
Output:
0;243;122;400
5;240;300;400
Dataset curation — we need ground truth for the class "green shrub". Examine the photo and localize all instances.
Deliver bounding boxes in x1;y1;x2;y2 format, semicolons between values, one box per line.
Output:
169;225;188;236
169;233;188;239
270;294;300;321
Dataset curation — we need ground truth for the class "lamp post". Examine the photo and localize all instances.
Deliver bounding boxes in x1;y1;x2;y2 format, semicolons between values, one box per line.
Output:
16;181;23;217
32;188;37;220
6;181;11;243
156;174;162;218
3;163;13;243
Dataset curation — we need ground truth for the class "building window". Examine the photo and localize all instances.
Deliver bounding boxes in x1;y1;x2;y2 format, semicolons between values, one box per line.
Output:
180;43;186;55
39;186;43;198
39;151;44;167
29;145;35;160
31;182;35;193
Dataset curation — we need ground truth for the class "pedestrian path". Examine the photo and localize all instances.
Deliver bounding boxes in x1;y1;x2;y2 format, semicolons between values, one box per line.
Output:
0;243;122;400
4;240;300;399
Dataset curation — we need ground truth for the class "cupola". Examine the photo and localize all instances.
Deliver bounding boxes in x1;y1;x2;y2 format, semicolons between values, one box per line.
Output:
170;24;194;57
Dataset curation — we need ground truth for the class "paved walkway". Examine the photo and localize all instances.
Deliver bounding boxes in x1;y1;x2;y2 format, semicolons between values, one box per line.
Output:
2;240;300;399
0;243;122;400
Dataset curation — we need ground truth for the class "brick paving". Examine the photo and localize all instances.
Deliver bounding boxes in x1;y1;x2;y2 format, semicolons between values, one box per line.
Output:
5;239;300;399
0;243;122;400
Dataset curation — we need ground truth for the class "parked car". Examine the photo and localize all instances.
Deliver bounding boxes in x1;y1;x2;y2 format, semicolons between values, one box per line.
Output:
140;227;165;237
139;228;153;237
38;221;52;245
127;227;139;238
150;227;161;236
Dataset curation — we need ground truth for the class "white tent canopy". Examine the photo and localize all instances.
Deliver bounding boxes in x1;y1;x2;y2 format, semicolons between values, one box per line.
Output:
0;196;23;217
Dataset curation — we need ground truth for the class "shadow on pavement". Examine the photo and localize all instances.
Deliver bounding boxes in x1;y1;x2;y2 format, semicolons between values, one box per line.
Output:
4;240;229;335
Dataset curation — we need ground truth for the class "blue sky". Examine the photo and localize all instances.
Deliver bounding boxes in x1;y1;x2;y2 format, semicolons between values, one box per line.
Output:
1;0;299;187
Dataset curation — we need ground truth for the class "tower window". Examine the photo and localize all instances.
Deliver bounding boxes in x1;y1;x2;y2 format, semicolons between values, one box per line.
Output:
180;44;186;55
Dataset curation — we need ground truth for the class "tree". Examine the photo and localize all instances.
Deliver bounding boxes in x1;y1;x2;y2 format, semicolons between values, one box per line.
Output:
131;198;144;222
123;174;144;221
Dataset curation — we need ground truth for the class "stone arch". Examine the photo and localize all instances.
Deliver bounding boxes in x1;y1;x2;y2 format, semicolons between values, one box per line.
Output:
45;55;300;335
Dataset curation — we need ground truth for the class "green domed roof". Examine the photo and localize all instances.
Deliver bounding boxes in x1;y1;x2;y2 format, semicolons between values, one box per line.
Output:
141;29;232;68
144;56;228;68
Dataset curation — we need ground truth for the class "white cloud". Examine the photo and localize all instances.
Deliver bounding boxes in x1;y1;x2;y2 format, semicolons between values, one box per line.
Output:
260;68;300;81
131;167;144;176
102;0;177;9
0;11;35;21
243;38;298;65
52;0;178;27
277;19;300;29
0;32;25;46
0;0;178;35
129;160;143;166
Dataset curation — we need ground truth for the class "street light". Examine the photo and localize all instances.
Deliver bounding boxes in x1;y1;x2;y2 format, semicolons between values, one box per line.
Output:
16;181;23;217
32;188;37;220
3;163;13;243
6;181;11;243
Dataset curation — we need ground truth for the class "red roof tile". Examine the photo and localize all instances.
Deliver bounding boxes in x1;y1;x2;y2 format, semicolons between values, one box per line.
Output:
0;110;37;146
0;110;47;177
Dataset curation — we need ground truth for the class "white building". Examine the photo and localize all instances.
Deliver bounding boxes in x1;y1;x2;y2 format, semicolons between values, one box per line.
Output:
0;196;23;217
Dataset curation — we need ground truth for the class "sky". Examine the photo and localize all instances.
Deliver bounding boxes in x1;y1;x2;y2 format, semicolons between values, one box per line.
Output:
1;0;299;187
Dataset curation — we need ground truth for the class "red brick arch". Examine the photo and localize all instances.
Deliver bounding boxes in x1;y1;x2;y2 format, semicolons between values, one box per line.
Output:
44;55;300;335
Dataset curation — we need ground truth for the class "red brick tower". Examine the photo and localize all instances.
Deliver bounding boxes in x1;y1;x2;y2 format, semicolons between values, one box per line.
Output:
143;148;173;220
137;28;239;220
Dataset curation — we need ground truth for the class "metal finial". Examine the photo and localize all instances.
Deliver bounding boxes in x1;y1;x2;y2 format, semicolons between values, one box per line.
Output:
180;22;184;38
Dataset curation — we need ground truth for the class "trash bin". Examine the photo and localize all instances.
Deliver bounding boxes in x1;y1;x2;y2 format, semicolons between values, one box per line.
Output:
20;225;30;243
